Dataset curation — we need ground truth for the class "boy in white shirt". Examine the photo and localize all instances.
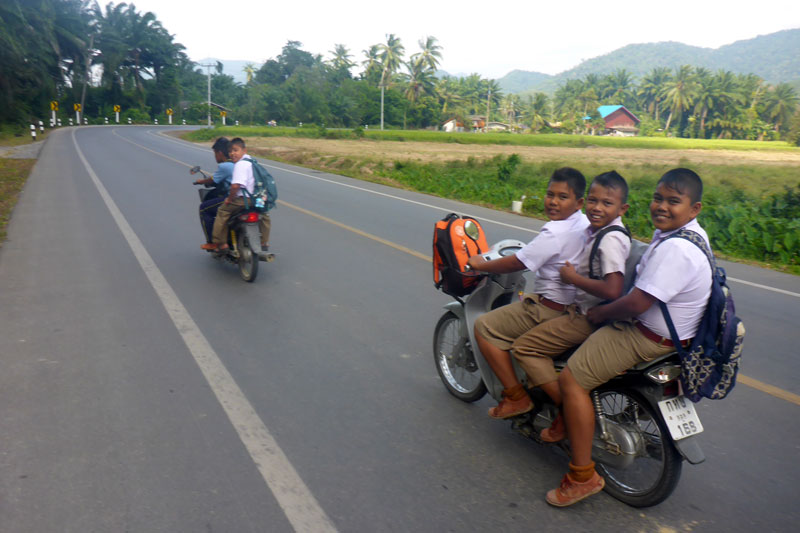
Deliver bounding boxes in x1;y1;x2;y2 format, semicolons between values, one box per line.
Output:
546;168;712;507
511;171;631;440
467;167;589;419
203;137;271;252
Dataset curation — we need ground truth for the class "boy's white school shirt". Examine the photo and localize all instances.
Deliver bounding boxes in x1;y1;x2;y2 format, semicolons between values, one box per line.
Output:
515;210;590;305
574;216;631;314
634;218;712;340
231;155;255;197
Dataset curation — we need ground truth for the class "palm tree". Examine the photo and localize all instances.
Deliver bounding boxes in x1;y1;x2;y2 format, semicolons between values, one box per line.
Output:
694;70;741;135
411;36;442;71
638;67;672;122
662;65;698;132
764;83;799;133
523;92;550;131
361;44;382;85
401;59;436;127
378;34;404;129
435;77;462;116
243;63;256;84
604;69;636;108
329;44;355;75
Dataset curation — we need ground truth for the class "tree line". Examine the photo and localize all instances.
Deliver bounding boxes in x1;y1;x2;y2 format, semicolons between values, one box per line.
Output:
2;0;798;143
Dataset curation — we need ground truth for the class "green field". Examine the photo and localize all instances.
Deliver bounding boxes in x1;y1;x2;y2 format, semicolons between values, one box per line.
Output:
186;125;800;152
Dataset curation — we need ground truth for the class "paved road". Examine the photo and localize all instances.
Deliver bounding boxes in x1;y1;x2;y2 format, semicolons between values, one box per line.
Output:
1;126;798;532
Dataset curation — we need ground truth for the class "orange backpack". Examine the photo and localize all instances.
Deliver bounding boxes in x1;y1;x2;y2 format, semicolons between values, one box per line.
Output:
433;213;489;297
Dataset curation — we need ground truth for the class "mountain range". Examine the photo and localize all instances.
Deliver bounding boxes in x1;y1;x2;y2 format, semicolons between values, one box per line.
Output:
497;28;800;95
197;28;800;94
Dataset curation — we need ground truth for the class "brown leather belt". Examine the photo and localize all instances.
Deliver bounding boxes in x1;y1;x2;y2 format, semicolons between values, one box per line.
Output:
634;321;690;348
539;297;567;312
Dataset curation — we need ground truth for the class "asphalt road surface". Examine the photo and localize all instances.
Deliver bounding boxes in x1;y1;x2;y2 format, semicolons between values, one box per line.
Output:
1;126;799;532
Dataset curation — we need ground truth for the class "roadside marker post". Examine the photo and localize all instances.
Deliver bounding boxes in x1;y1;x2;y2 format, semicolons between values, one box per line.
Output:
182;119;186;125
84;117;88;125
221;111;226;126
57;119;62;127
166;108;173;125
30;124;36;141
73;103;81;125
39;120;44;133
235;120;239;126
128;117;132;124
105;117;109;124
50;101;58;126
69;118;74;126
155;118;159;125
114;105;121;123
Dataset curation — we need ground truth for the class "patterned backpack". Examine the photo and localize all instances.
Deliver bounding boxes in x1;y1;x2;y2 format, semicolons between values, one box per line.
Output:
658;229;745;402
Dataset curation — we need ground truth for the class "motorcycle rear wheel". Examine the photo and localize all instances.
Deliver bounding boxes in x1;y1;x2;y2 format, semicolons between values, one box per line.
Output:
237;231;259;282
433;311;487;403
594;389;682;508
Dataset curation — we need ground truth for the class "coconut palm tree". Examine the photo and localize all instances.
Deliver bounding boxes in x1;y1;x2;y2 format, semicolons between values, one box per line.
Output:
435;77;462;116
662;65;698;132
378;34;404;129
411;36;442;71
329;44;355;75
243;63;256;84
523;92;550;131
638;67;672;122
764;83;799;133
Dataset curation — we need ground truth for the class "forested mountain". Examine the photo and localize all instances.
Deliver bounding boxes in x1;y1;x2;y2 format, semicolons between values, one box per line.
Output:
500;29;800;95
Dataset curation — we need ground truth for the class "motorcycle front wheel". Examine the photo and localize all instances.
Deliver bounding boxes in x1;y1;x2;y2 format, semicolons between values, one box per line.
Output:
594;389;682;508
237;230;259;282
433;311;487;402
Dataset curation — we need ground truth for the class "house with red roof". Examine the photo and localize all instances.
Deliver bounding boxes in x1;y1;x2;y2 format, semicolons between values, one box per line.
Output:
597;105;640;136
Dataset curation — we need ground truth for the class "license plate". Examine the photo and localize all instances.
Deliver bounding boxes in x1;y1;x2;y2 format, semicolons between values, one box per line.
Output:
658;396;704;440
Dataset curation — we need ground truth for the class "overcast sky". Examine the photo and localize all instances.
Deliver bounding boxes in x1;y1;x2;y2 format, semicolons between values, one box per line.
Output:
120;0;800;78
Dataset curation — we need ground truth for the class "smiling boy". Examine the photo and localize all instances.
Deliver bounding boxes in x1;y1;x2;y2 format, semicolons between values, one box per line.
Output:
511;171;631;439
466;167;589;419
546;168;712;507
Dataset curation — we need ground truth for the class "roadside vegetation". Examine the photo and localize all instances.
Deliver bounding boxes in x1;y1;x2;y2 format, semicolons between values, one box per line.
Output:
0;158;35;247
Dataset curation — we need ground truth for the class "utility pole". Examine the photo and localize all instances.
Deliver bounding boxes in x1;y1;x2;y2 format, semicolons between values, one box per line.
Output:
486;87;491;133
199;63;215;127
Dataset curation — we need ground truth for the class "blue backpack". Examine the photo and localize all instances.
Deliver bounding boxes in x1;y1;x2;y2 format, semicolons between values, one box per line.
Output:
242;158;278;212
658;229;745;402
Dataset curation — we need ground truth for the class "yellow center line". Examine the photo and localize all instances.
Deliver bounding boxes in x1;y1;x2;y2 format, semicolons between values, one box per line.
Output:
108;127;799;407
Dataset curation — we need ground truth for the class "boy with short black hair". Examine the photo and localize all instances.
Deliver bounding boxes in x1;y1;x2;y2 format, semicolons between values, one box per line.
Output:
202;137;271;252
511;171;631;440
546;168;711;507
467;167;589;419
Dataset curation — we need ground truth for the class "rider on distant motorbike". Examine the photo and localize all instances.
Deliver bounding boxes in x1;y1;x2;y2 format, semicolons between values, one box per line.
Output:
194;137;234;244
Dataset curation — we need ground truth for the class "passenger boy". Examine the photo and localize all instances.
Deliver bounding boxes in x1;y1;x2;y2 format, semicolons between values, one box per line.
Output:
546;168;712;507
202;137;271;252
466;167;589;419
511;171;631;440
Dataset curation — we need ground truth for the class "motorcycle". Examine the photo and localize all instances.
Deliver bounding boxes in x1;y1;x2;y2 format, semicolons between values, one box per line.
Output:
190;165;274;282
432;220;705;507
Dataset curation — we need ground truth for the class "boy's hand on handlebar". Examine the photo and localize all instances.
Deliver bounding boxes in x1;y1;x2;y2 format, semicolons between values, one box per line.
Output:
467;255;487;271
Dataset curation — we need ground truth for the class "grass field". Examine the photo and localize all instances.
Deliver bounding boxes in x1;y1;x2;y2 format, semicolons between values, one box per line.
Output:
187;125;800;153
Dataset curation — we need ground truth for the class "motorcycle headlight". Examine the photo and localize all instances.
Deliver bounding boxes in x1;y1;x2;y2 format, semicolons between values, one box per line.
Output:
645;363;682;384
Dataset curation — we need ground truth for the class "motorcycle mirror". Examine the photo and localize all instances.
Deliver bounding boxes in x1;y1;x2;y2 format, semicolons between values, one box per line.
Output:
189;165;201;175
464;220;480;242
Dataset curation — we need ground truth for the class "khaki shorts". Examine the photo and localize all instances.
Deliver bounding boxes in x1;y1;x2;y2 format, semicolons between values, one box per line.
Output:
474;293;567;354
513;312;597;386
567;320;674;391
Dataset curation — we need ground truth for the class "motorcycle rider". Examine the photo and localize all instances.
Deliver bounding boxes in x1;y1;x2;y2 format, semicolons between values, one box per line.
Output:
202;137;271;252
194;137;234;244
546;168;711;507
466;168;589;419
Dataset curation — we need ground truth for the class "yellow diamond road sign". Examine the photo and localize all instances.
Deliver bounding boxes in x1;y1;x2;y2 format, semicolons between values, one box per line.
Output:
73;103;81;112
220;111;227;117
166;108;173;115
50;101;59;111
113;105;121;112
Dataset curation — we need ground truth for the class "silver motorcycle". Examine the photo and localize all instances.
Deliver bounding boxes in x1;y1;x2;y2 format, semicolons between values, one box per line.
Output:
432;220;705;507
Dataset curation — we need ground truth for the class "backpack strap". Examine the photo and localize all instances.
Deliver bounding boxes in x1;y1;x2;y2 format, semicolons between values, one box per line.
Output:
657;228;715;351
588;225;631;280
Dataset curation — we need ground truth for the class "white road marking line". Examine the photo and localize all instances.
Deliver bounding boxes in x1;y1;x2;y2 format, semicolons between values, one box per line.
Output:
72;128;337;533
143;128;800;300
